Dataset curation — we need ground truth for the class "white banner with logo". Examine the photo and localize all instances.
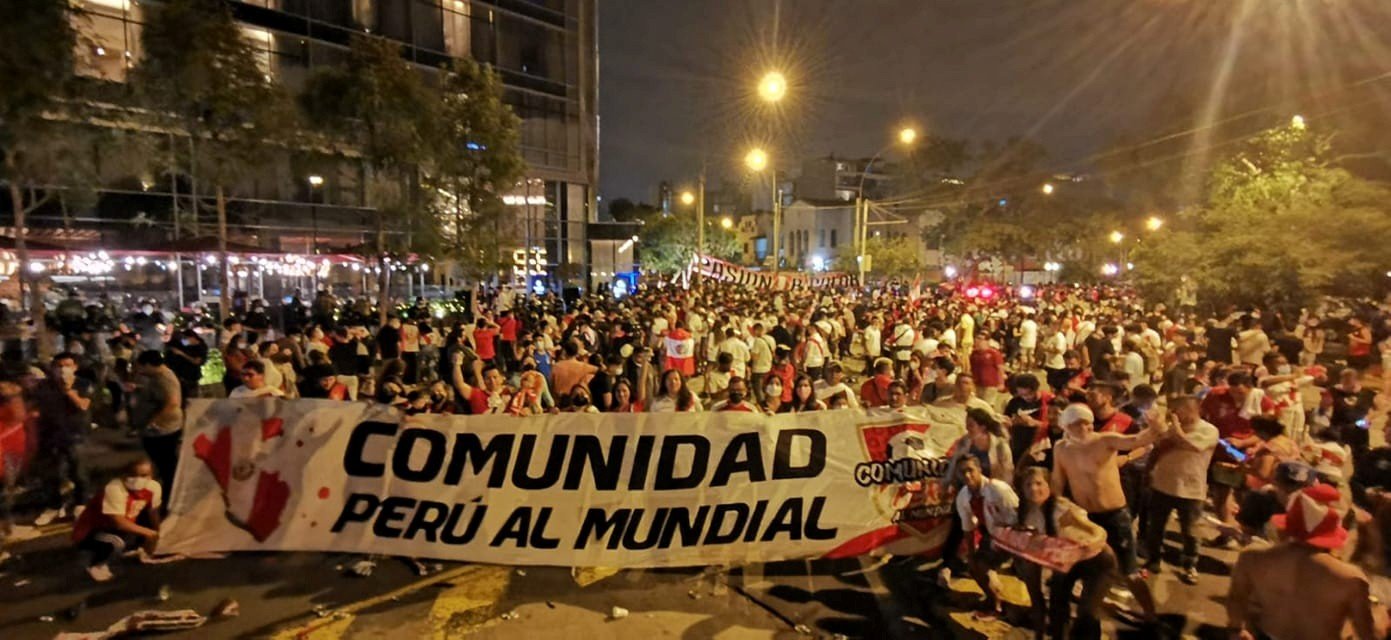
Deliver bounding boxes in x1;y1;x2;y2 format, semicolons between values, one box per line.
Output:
159;399;967;568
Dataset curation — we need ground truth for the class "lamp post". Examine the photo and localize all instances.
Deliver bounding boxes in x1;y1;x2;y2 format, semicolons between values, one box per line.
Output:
307;175;323;293
745;147;779;273
856;126;918;286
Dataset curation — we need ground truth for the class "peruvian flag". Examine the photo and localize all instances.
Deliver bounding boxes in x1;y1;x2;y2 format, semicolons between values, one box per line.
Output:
664;327;696;377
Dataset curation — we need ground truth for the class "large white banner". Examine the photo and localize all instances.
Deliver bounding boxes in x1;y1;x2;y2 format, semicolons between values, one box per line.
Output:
160;400;968;568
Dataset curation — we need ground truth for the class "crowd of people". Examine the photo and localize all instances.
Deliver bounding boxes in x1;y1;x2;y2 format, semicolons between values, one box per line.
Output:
3;278;1391;638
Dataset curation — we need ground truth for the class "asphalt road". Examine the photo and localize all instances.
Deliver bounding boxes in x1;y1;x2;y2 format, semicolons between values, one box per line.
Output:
1;523;1241;639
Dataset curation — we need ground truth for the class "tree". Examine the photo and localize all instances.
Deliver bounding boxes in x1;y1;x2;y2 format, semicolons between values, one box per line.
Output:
432;57;525;282
301;35;437;324
835;234;922;280
1131;120;1391;310
0;0;88;358
135;0;293;320
638;213;741;274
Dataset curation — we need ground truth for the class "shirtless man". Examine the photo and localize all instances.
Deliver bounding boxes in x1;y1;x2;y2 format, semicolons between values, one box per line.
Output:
1227;483;1379;640
1052;402;1167;620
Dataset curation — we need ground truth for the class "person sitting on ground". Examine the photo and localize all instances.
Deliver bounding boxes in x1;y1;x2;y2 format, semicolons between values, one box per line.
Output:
71;458;162;583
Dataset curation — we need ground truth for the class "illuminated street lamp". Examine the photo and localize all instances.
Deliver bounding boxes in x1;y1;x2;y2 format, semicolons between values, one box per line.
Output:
679;191;695;206
1145;216;1164;232
720;216;734;230
757;71;787;103
898;127;918;145
1109;230;1125;244
744;147;769;172
1041;183;1055;195
1291;114;1306;130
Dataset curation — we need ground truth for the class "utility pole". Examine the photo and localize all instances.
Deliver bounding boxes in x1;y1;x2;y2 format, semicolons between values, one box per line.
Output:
696;170;705;258
771;171;781;275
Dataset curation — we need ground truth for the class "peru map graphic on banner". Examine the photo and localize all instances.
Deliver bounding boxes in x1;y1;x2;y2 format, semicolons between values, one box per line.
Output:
159;399;967;568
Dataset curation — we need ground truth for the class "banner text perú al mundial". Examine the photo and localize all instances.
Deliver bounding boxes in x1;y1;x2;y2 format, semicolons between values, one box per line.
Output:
160;399;968;567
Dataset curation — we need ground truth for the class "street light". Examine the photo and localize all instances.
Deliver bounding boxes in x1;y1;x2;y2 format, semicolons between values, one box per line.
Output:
1109;230;1125;244
1291;114;1306;130
720;217;734;230
856;125;921;285
307;175;324;258
744;147;769;172
745;146;779;272
679;191;695;206
1145;216;1164;232
1041;183;1055;195
757;71;787;103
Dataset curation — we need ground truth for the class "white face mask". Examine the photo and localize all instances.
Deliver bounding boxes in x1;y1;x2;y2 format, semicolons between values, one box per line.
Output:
141;305;154;315
60;366;77;384
123;477;147;492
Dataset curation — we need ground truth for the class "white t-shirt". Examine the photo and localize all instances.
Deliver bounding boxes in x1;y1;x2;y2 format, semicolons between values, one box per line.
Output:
749;335;775;374
719;337;751;379
1019;318;1039;349
102;477;163;522
803;334;829;368
1149;419;1218;501
229;384;286;399
1043;332;1067;369
955;478;1019;534
1122;352;1146;389
862;325;882;358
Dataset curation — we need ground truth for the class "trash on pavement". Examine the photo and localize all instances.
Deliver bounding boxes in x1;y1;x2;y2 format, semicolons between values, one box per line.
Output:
609;606;629;620
53;608;206;640
349;559;376;577
794;623;813;635
211;598;240;619
39;615;55;623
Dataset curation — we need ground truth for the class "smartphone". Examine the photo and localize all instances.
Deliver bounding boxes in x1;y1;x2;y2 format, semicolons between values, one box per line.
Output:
1219;439;1248;463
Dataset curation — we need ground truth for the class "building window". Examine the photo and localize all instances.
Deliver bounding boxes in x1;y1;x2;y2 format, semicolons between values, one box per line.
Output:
442;0;471;58
73;0;142;82
819;229;825;248
830;229;837;248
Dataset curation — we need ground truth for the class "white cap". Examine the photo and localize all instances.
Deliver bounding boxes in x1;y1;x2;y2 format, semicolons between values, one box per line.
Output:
1059;403;1094;428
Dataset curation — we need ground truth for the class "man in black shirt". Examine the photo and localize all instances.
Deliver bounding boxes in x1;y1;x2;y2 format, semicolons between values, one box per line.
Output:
1204;317;1237;365
32;353;93;525
1330;368;1377;458
1084;326;1117;381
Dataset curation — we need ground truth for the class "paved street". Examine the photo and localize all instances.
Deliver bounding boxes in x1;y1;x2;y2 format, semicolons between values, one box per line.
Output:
2;516;1240;639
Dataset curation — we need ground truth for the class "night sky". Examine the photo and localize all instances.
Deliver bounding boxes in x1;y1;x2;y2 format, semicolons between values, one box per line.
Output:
598;0;1391;204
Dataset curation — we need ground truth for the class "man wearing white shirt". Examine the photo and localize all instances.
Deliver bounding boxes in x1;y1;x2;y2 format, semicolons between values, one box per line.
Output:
718;327;750;380
1143;395;1217;585
862;316;883;360
747;323;776;398
1018;312;1039;369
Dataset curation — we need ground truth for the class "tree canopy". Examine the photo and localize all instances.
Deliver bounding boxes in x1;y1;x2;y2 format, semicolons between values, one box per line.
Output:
1131;120;1391;310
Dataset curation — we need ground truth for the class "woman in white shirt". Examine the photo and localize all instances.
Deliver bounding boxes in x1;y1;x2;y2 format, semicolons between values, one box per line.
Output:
649;369;701;412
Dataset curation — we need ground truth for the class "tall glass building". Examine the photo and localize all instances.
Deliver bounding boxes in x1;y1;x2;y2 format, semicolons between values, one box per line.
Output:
58;0;597;291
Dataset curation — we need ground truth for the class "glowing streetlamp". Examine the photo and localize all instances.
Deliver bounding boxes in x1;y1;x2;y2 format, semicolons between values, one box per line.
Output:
757;71;787;103
720;217;734;230
1109;230;1125;244
1041;183;1055;195
898;127;918;146
307;175;324;187
744;147;769;172
1291;114;1306;130
679;191;695;206
1145;216;1164;232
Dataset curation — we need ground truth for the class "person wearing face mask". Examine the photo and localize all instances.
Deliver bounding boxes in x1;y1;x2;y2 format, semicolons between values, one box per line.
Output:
760;377;787;414
711;377;760;413
31;353;93;526
71;458;162;582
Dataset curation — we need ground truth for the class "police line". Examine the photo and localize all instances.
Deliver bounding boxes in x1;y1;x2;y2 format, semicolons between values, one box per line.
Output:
158;399;968;567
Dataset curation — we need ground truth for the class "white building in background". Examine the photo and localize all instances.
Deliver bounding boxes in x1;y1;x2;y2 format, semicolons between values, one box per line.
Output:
779;199;944;274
